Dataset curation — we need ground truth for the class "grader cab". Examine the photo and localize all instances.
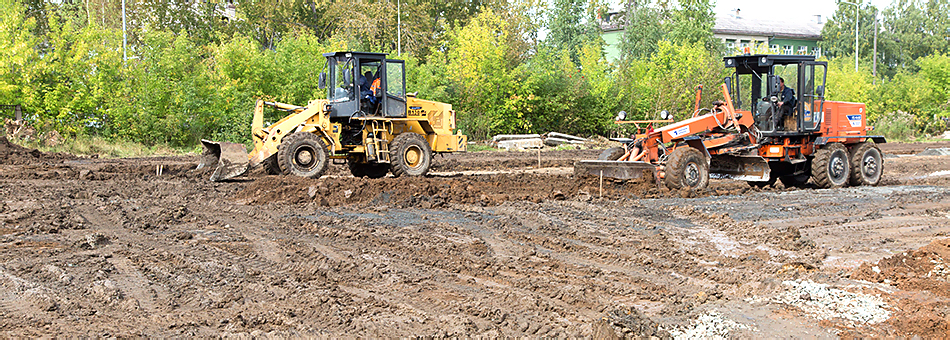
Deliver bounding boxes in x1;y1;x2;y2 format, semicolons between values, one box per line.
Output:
199;51;467;181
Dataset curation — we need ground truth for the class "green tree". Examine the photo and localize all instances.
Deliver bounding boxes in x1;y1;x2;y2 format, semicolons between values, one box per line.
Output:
824;57;874;106
879;0;950;71
619;0;670;60
0;0;38;107
666;0;716;50
546;0;601;63
819;1;880;62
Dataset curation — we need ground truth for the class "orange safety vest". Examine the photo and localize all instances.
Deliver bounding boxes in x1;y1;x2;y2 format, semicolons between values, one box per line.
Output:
370;78;381;94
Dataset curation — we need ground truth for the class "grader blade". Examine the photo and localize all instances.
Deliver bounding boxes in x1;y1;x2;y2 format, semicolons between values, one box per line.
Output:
709;154;770;182
574;160;656;180
198;139;249;182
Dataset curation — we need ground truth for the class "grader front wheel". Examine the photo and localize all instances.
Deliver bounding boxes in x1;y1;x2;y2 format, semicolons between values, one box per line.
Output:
665;147;709;191
390;133;432;177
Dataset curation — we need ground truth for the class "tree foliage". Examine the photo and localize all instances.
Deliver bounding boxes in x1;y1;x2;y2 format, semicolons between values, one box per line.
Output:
2;0;949;147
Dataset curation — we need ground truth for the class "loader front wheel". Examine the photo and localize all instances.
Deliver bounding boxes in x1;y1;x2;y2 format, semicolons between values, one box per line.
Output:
849;142;883;186
262;153;281;175
277;132;329;179
391;133;432;178
665;147;709;191
598;147;626;161
811;143;850;188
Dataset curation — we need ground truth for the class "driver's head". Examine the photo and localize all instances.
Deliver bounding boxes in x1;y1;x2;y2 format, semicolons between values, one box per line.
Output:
364;71;373;80
779;77;786;89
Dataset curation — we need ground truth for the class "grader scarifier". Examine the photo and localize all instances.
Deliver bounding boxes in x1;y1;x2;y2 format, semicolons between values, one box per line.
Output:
199;52;467;181
576;54;885;189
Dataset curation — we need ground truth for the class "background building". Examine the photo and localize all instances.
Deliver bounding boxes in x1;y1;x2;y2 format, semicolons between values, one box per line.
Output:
599;9;825;62
714;9;824;56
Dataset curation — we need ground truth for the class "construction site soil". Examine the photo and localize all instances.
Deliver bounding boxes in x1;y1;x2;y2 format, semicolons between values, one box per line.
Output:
2;136;950;337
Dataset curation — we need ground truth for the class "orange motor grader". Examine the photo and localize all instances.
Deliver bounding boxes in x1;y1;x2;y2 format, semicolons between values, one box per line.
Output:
575;54;885;190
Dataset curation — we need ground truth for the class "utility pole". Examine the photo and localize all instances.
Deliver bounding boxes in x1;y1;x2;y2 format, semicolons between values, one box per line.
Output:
397;0;401;56
840;1;859;72
122;0;127;64
872;8;878;84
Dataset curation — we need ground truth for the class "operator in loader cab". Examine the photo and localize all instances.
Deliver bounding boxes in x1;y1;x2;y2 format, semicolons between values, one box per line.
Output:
773;77;796;130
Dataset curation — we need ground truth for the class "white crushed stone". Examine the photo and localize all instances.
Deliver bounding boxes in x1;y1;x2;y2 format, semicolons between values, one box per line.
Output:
668;311;755;339
772;280;891;325
928;257;949;280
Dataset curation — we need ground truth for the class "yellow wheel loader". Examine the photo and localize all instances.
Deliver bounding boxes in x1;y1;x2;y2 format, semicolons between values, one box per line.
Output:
198;51;468;181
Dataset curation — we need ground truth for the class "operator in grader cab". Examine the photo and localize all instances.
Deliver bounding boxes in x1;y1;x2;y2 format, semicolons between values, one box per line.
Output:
774;77;796;131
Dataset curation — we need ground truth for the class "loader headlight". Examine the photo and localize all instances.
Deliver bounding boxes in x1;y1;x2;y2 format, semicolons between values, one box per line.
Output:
324;104;332;112
660;110;670;120
615;111;626;121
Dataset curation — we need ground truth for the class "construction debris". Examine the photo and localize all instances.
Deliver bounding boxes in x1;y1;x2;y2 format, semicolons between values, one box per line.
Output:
495;138;543;150
917;148;950;156
548;132;587;142
490;132;590;150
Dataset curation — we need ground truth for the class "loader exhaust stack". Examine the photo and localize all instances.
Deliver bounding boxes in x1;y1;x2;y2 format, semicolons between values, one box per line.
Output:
197;139;249;182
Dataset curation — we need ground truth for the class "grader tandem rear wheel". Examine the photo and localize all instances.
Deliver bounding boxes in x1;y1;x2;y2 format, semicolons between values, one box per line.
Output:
849;142;883;186
811;143;850;189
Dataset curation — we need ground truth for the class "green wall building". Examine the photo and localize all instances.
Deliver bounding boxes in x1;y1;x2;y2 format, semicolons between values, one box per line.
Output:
599;9;824;62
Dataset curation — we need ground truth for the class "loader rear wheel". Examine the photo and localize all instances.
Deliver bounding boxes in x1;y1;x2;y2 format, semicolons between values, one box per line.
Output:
665;147;709;191
811;143;850;188
849;142;883;186
598;147;626;161
277;132;329;179
262;154;281;175
391;133;432;177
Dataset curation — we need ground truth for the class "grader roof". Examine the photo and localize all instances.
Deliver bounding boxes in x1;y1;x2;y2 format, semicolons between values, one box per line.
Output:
723;54;817;73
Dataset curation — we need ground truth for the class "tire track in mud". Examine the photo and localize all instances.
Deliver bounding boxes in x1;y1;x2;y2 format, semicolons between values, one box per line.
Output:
107;256;167;315
0;266;51;320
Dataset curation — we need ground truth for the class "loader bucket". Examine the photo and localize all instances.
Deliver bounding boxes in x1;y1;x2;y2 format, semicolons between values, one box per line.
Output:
709;154;770;182
574;160;656;180
198;139;249;182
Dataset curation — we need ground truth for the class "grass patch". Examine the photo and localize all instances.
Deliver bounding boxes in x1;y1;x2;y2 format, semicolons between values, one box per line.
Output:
21;135;193;158
466;143;498;152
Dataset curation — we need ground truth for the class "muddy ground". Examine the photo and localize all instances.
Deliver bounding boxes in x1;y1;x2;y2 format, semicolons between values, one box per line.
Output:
1;136;950;337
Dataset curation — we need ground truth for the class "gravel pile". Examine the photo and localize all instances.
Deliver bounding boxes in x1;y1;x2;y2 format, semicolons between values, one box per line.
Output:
772;280;891;325
668;311;755;338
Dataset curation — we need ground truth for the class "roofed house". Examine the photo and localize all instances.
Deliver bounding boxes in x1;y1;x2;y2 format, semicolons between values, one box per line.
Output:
714;9;824;57
598;8;825;62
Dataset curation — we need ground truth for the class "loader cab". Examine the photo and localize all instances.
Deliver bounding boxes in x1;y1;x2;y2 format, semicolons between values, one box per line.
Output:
321;51;407;119
723;54;827;136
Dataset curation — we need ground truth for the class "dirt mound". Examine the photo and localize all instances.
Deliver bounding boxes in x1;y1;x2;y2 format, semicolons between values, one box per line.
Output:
852;239;950;297
233;173;667;207
0;136;75;165
851;239;950;337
